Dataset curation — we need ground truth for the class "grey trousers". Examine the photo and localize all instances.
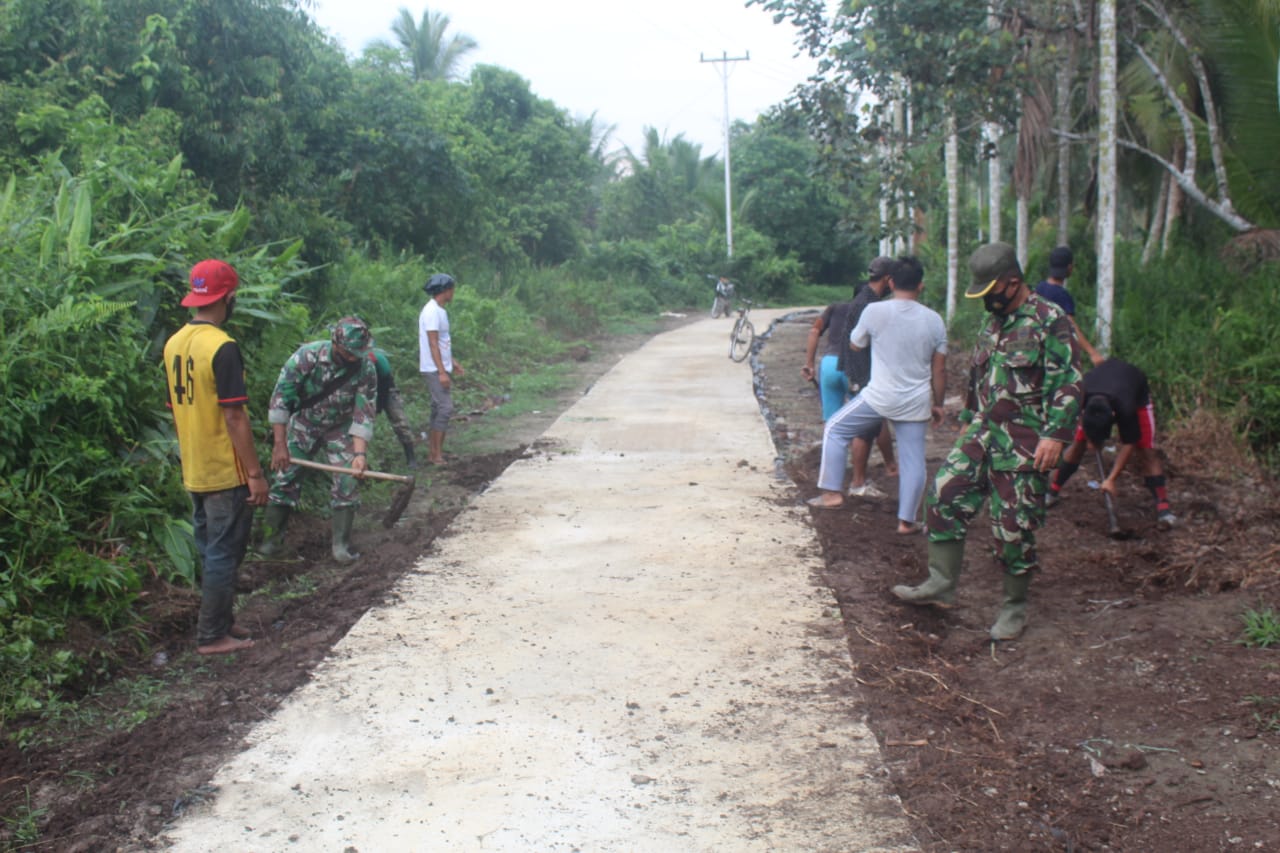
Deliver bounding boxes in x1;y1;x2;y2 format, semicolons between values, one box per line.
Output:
421;371;455;432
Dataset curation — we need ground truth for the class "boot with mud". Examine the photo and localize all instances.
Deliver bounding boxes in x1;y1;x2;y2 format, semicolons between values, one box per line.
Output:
892;539;964;607
256;504;292;558
990;571;1031;641
331;506;360;563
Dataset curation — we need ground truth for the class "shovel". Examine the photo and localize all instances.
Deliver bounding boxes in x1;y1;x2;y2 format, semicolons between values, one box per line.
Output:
1091;449;1125;539
288;456;416;528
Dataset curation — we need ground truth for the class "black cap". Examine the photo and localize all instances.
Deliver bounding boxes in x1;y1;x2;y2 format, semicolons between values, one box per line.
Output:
1048;246;1073;278
867;256;895;279
424;273;457;296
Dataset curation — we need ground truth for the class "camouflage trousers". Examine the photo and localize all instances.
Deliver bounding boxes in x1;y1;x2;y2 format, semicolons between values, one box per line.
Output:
381;385;414;447
268;418;361;509
924;434;1048;576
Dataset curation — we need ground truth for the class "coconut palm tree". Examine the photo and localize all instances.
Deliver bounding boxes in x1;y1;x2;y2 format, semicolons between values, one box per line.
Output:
387;6;477;82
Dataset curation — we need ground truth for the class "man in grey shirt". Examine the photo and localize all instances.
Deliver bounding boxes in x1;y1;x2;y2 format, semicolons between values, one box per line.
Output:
807;257;948;533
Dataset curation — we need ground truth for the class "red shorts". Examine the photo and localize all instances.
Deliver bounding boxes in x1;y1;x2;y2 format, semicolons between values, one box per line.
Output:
1074;402;1155;449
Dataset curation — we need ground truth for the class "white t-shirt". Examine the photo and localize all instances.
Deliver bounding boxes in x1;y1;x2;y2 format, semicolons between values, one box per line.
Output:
849;298;947;421
418;298;452;373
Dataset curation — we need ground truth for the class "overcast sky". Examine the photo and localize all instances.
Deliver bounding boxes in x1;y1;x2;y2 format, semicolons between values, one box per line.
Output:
307;0;821;158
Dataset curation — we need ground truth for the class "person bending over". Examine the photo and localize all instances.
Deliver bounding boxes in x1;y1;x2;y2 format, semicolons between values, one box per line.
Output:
1047;358;1176;530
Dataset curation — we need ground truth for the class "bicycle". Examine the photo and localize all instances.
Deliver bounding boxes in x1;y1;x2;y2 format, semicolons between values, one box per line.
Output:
728;298;755;362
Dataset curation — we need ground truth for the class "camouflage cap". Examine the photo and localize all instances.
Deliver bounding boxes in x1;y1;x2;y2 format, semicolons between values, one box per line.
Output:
966;242;1021;298
331;316;373;357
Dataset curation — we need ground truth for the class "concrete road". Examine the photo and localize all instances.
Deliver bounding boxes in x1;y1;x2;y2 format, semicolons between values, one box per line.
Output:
164;311;917;852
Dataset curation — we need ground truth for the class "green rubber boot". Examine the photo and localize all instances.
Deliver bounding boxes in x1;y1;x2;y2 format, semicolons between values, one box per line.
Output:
256;504;292;558
892;540;964;607
331;506;360;563
990;572;1031;641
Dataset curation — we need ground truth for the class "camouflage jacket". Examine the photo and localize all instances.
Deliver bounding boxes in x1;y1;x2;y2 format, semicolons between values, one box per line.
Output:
267;341;377;441
959;294;1082;471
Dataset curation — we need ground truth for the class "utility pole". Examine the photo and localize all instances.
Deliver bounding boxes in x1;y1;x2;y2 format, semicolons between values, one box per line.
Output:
700;50;749;258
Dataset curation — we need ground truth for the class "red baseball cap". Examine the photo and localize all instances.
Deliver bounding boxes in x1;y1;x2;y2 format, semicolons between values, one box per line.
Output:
182;259;239;307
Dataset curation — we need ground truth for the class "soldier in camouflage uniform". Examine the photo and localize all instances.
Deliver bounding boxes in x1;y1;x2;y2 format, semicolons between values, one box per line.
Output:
259;317;378;563
892;243;1082;640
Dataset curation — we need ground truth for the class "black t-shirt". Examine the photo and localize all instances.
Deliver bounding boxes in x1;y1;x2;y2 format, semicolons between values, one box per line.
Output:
1083;359;1150;444
837;283;880;388
818;301;857;359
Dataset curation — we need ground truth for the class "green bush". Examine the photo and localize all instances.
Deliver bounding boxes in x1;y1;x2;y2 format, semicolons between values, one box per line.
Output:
1113;242;1280;450
0;105;307;725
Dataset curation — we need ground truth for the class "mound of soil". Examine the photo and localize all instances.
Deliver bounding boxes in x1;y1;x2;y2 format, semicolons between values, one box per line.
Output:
757;312;1280;851
2;311;1277;851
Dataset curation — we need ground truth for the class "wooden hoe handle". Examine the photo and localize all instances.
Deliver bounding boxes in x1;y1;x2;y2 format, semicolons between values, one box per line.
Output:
287;456;415;485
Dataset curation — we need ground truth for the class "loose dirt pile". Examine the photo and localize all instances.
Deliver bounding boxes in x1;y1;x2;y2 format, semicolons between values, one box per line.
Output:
757;311;1280;851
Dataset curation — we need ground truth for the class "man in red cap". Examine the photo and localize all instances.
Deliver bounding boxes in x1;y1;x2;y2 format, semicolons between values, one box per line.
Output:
163;259;268;655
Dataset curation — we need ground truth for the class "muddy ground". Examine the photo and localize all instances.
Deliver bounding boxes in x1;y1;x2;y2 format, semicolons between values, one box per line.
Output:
2;311;1279;851
759;312;1280;851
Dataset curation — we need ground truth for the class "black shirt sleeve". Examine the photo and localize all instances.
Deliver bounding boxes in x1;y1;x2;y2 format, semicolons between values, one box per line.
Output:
212;341;250;406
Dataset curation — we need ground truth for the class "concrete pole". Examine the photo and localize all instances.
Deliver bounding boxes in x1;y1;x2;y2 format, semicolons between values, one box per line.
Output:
701;51;750;259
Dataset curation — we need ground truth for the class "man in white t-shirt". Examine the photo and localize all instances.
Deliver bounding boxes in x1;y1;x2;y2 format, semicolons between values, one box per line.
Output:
419;273;464;465
807;257;948;534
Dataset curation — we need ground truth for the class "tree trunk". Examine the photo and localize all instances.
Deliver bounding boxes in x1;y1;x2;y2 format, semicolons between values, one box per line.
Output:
1141;173;1169;266
985;122;1002;243
1096;0;1117;355
1056;37;1073;247
879;195;891;257
946;116;960;327
975;146;985;244
1017;195;1029;270
879;136;892;257
1014;112;1025;267
1163;142;1184;256
908;99;920;254
893;95;907;255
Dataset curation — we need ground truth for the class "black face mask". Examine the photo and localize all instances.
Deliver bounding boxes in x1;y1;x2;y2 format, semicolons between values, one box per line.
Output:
982;285;1013;315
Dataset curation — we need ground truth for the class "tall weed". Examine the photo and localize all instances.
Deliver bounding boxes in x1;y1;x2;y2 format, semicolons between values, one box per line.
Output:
1113;244;1280;452
0;105;304;724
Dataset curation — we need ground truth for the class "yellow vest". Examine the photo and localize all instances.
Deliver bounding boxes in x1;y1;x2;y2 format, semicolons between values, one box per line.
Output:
163;322;249;492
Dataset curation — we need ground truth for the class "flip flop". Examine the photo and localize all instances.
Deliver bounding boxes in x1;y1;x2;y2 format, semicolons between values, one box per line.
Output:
806;495;845;510
848;482;887;499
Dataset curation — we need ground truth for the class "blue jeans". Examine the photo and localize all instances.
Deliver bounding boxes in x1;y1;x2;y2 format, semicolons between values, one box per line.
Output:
191;485;252;645
817;355;850;421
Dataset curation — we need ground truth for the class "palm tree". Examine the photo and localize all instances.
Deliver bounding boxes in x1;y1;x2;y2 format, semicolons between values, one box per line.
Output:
388;6;477;82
